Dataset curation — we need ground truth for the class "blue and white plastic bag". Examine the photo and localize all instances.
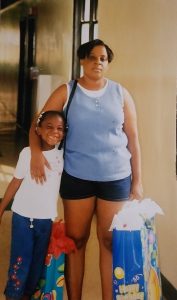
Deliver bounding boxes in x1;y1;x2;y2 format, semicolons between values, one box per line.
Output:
110;199;163;300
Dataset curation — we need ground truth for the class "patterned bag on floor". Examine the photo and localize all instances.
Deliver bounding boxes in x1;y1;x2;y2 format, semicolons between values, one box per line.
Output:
32;220;76;300
110;199;163;300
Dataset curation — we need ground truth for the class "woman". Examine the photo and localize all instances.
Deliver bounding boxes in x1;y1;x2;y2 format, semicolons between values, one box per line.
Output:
29;39;143;300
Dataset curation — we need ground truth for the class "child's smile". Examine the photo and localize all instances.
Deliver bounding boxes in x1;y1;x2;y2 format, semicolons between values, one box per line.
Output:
37;116;65;151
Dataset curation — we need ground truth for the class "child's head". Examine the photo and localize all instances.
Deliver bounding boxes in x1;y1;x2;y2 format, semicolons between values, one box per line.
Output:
36;111;65;150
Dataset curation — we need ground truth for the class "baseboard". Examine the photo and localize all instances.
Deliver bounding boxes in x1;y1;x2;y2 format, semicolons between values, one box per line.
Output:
161;273;177;300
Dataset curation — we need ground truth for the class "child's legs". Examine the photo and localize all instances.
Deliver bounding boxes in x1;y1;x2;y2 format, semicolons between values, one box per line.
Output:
4;213;34;300
24;218;52;297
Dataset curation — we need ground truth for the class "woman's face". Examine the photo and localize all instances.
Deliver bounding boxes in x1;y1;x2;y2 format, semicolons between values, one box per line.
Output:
80;45;109;80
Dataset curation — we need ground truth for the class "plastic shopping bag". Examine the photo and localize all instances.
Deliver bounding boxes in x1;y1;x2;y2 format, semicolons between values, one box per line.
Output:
110;199;163;300
32;220;76;300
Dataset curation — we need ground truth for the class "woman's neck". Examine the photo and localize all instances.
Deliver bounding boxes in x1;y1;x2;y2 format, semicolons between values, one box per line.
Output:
78;76;107;91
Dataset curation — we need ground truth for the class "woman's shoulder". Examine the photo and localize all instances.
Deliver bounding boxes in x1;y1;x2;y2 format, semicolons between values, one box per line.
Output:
106;79;126;106
108;79;122;88
51;83;68;97
42;83;68;111
108;79;124;95
67;79;77;89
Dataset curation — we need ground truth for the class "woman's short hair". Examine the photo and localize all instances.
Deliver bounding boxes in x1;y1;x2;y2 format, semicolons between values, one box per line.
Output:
77;39;114;63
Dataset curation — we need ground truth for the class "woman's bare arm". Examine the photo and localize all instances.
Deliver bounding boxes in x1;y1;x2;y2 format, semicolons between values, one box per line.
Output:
123;88;143;200
29;84;67;183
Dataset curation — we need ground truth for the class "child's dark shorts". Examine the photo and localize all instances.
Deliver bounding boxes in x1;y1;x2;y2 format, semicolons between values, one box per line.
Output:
4;213;52;300
60;170;131;201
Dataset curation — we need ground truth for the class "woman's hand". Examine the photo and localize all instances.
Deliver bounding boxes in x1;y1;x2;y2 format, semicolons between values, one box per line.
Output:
30;151;51;184
129;181;143;200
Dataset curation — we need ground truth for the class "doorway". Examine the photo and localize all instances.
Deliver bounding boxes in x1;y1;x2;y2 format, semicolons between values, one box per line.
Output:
16;12;36;133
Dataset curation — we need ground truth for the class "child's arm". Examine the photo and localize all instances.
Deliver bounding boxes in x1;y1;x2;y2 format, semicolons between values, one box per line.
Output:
0;177;23;223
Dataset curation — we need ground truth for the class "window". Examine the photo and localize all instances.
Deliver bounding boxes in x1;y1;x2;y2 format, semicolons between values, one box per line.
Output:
72;0;98;79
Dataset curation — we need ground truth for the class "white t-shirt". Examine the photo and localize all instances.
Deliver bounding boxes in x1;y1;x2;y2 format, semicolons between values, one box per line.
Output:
64;80;109;109
11;147;63;219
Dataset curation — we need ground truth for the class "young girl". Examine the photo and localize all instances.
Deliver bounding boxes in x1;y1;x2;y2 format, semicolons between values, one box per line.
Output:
0;110;65;300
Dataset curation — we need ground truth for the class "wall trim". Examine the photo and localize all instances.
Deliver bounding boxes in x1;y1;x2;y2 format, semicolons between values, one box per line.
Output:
161;273;177;300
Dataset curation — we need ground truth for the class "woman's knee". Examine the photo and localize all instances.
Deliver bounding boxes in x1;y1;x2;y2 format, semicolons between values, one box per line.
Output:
98;233;112;252
68;232;90;250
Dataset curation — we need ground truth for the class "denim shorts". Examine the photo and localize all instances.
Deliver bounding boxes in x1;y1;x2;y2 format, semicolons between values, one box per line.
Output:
60;170;131;201
4;213;52;300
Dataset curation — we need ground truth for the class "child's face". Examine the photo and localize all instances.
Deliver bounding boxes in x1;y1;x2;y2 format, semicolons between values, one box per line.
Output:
37;115;65;150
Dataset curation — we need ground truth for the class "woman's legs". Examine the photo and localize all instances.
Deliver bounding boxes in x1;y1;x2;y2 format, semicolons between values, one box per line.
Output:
96;199;127;300
63;197;96;300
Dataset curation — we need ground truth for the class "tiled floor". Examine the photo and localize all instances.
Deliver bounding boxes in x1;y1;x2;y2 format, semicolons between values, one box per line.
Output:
0;132;101;300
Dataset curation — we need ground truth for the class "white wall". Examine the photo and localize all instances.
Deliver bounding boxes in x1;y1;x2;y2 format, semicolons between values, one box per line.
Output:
98;0;177;287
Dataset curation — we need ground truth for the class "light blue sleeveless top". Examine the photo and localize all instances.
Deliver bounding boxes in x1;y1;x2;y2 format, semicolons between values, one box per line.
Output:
64;79;131;181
